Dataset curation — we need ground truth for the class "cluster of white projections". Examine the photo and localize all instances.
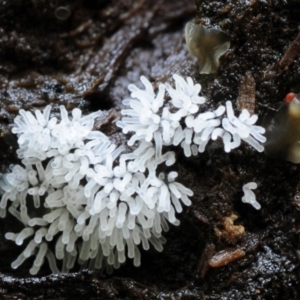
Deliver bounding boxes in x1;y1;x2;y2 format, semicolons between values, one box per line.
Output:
241;182;260;210
0;103;193;275
117;74;266;158
0;74;265;275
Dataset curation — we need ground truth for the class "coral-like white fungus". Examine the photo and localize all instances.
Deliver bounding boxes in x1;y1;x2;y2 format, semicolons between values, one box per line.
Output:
118;74;266;157
241;182;260;210
0;104;193;275
0;74;266;275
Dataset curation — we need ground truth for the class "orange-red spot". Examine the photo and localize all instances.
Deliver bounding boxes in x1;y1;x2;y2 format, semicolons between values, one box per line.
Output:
284;92;295;103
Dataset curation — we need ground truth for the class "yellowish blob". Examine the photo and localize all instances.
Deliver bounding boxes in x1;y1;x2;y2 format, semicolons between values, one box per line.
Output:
264;100;300;163
185;21;230;74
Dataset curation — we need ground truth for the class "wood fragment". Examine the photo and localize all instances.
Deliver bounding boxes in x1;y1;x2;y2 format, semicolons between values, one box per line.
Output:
75;39;98;48
293;180;300;209
77;7;158;98
94;109;118;130
191;209;210;225
237;71;256;115
119;0;146;22
32;101;46;107
59;20;93;38
78;74;105;97
197;244;215;278
209;248;245;268
6;105;20;113
225;272;242;286
279;33;300;69
296;250;300;261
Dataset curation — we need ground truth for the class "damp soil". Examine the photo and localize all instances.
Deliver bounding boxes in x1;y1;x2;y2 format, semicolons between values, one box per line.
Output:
0;0;300;299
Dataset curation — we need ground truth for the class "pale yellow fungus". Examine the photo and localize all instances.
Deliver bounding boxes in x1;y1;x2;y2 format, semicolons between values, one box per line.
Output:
185;21;230;74
264;95;300;163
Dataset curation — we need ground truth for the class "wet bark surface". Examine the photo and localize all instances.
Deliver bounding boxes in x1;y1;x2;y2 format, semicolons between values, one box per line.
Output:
0;0;300;299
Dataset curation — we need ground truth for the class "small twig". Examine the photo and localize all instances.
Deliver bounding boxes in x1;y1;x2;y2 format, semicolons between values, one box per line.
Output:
77;74;105;97
59;20;93;38
119;0;146;22
197;244;215;278
209;248;245;268
237;71;256;115
257;102;278;111
191;209;210;225
279;32;300;69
